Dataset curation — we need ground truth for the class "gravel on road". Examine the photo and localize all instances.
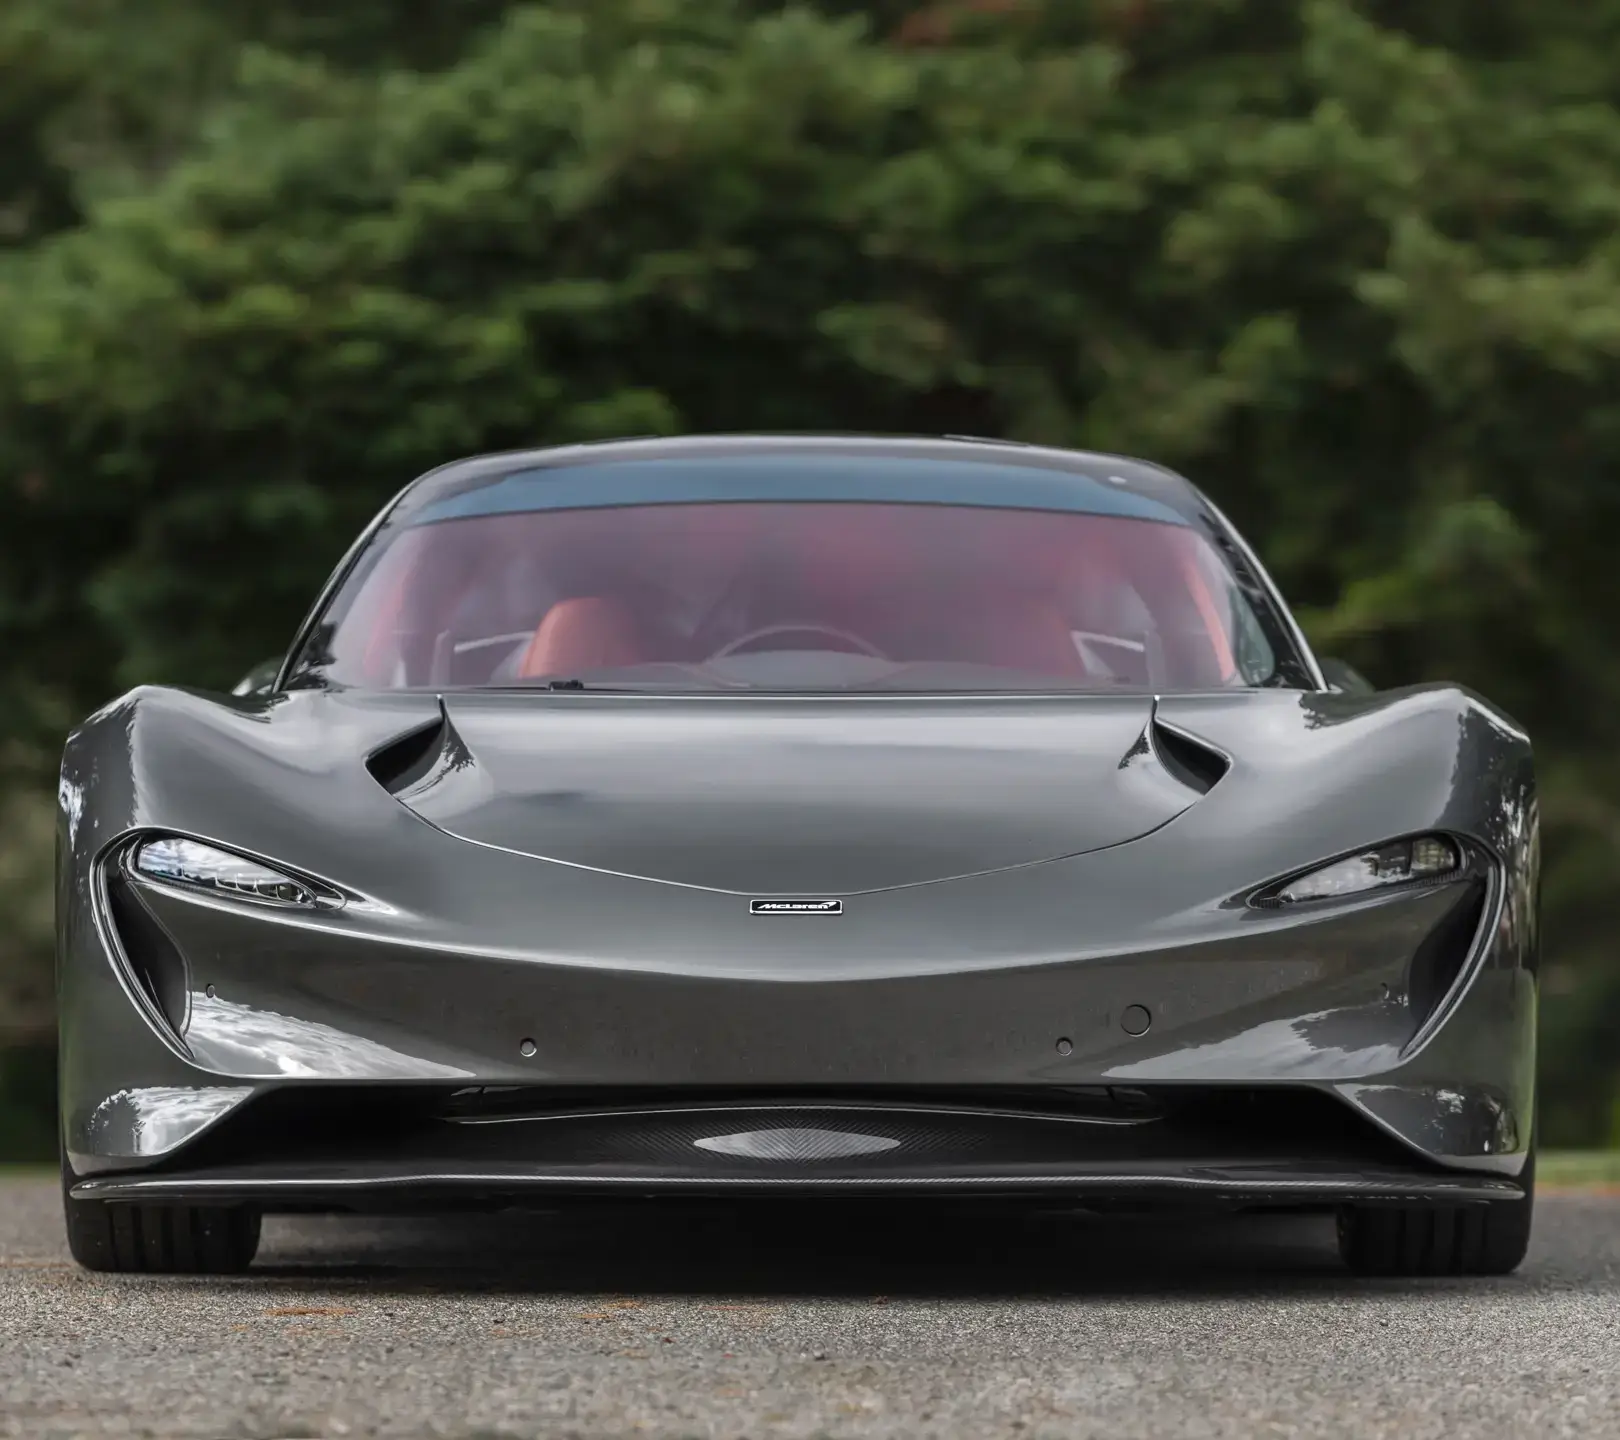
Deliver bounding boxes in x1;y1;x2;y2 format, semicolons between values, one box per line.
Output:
2;1173;1617;1440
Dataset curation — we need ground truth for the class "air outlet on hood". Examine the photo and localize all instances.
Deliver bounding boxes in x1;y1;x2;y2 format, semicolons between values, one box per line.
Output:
393;695;1198;894
1149;719;1229;795
366;716;448;795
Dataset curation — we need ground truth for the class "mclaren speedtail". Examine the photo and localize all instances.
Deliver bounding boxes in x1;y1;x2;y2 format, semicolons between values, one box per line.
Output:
57;435;1537;1276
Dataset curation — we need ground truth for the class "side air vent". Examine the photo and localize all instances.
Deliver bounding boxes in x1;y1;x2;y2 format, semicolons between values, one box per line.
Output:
366;716;448;795
1149;720;1229;795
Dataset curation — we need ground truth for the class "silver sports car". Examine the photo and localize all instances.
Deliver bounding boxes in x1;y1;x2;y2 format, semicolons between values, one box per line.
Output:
56;435;1537;1276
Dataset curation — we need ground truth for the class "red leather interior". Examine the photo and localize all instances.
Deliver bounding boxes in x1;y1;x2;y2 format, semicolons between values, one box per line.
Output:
954;597;1085;678
794;508;913;601
516;596;644;679
341;502;1244;692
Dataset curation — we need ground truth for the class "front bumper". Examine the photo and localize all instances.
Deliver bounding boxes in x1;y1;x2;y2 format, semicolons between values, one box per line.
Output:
59;840;1535;1194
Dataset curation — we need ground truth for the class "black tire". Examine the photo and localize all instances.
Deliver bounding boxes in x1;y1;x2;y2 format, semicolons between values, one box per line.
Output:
62;1159;261;1275
1337;1152;1534;1277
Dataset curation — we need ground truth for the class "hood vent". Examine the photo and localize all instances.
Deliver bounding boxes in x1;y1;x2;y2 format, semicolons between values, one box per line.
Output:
366;714;449;795
380;693;1203;894
1149;718;1229;795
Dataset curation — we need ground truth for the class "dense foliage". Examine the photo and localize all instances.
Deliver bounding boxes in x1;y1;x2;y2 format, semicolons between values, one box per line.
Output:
3;0;1618;1145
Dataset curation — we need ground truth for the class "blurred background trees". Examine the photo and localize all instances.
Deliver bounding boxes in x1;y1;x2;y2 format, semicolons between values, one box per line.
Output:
2;0;1617;1149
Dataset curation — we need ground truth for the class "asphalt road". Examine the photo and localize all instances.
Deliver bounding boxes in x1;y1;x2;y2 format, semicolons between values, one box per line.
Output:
2;1176;1617;1440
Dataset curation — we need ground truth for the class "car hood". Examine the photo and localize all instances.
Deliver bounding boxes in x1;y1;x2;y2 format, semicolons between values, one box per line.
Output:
375;693;1215;895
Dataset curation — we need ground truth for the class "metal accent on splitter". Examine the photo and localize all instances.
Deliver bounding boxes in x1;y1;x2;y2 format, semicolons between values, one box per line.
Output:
693;1127;901;1161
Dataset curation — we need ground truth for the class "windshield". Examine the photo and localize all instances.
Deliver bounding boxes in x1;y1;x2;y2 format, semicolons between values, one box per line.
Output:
296;485;1282;694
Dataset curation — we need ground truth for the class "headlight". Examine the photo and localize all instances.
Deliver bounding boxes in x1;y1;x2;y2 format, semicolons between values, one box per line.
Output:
1262;835;1461;906
132;837;335;909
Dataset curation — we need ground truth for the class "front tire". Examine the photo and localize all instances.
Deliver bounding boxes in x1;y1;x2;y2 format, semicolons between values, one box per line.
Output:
1337;1153;1534;1277
62;1160;260;1274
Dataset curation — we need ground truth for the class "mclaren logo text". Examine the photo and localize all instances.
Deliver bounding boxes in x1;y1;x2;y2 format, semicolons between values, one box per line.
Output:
749;898;843;916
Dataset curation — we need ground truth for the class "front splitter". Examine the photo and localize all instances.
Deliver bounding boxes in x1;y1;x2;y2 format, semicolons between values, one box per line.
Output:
73;1157;1523;1209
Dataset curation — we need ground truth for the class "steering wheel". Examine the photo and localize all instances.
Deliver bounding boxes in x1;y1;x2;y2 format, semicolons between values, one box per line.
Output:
707;621;891;663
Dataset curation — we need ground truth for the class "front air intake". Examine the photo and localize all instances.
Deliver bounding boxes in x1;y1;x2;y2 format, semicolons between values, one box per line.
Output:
104;870;191;1039
1406;878;1488;1028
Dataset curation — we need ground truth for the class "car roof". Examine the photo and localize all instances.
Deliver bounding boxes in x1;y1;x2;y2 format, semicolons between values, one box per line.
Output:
389;433;1211;527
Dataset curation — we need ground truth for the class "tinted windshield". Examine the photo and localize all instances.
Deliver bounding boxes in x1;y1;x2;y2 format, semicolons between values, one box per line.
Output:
299;502;1281;693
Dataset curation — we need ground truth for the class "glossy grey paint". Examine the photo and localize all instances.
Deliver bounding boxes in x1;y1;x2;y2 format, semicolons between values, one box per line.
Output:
56;438;1538;1195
